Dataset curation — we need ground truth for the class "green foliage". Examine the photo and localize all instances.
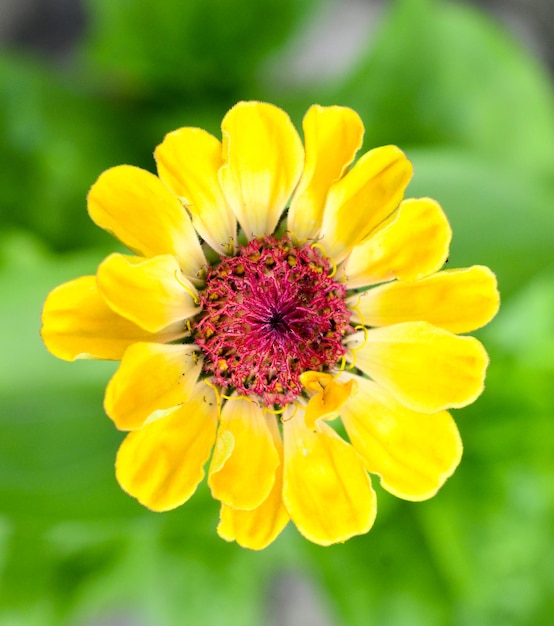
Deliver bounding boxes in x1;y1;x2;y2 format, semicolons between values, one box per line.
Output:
83;0;313;97
406;149;554;296
327;0;554;294
335;0;554;174
0;56;130;252
1;0;553;624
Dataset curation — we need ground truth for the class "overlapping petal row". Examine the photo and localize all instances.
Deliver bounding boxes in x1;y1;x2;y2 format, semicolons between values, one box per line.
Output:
41;101;500;549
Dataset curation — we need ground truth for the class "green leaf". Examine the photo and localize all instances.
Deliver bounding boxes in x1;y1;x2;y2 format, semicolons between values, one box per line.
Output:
82;0;315;96
336;0;554;174
406;149;554;296
0;56;131;252
485;269;554;370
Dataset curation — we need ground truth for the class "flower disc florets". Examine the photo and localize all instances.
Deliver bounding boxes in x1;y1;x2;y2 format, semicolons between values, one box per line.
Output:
193;236;351;406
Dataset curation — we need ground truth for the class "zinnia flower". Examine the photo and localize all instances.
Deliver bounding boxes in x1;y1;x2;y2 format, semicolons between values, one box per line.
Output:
41;101;499;549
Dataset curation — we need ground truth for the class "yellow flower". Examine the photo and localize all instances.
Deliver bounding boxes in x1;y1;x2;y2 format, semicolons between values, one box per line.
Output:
41;102;500;549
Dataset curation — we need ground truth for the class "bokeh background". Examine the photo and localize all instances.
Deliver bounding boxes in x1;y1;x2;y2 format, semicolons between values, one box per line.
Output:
1;0;553;624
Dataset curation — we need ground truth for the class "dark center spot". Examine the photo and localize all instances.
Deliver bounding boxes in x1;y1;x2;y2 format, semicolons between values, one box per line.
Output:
267;309;289;332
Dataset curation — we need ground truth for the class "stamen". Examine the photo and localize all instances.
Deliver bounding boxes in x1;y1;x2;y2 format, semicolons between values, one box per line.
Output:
174;270;200;305
345;326;369;370
345;297;369;370
264;405;287;416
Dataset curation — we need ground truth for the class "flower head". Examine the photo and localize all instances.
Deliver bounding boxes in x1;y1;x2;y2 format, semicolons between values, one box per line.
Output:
41;102;500;549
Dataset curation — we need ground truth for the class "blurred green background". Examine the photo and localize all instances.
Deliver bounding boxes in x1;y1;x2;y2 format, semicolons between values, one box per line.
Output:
1;0;553;624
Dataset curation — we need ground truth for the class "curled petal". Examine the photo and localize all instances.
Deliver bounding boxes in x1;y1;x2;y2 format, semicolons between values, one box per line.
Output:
340;374;462;501
208;397;280;510
87;165;206;280
350;266;500;334
155;127;236;255
97;253;200;333
41;276;186;361
105;343;202;430
349;322;489;413
283;406;376;546
217;415;289;550
300;371;356;429
343;198;451;288
287;105;364;240
219;101;304;238
318;146;413;263
115;382;218;512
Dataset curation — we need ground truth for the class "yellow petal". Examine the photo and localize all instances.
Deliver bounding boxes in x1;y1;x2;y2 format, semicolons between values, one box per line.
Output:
340;374;462;501
343;198;452;288
350;266;500;334
349;322;489;413
154;127;236;255
318;146;413;263
219;101;304;238
96;253;200;333
299;371;357;429
104;343;202;430
208;397;280;510
282;406;377;546
115;382;218;512
87;165;206;279
287;105;364;240
217;415;289;550
41;276;186;361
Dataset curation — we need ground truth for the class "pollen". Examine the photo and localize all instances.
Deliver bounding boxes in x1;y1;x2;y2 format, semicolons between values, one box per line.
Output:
193;236;352;406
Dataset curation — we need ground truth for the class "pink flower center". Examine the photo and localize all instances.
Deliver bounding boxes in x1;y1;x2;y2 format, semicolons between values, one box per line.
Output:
193;236;351;406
